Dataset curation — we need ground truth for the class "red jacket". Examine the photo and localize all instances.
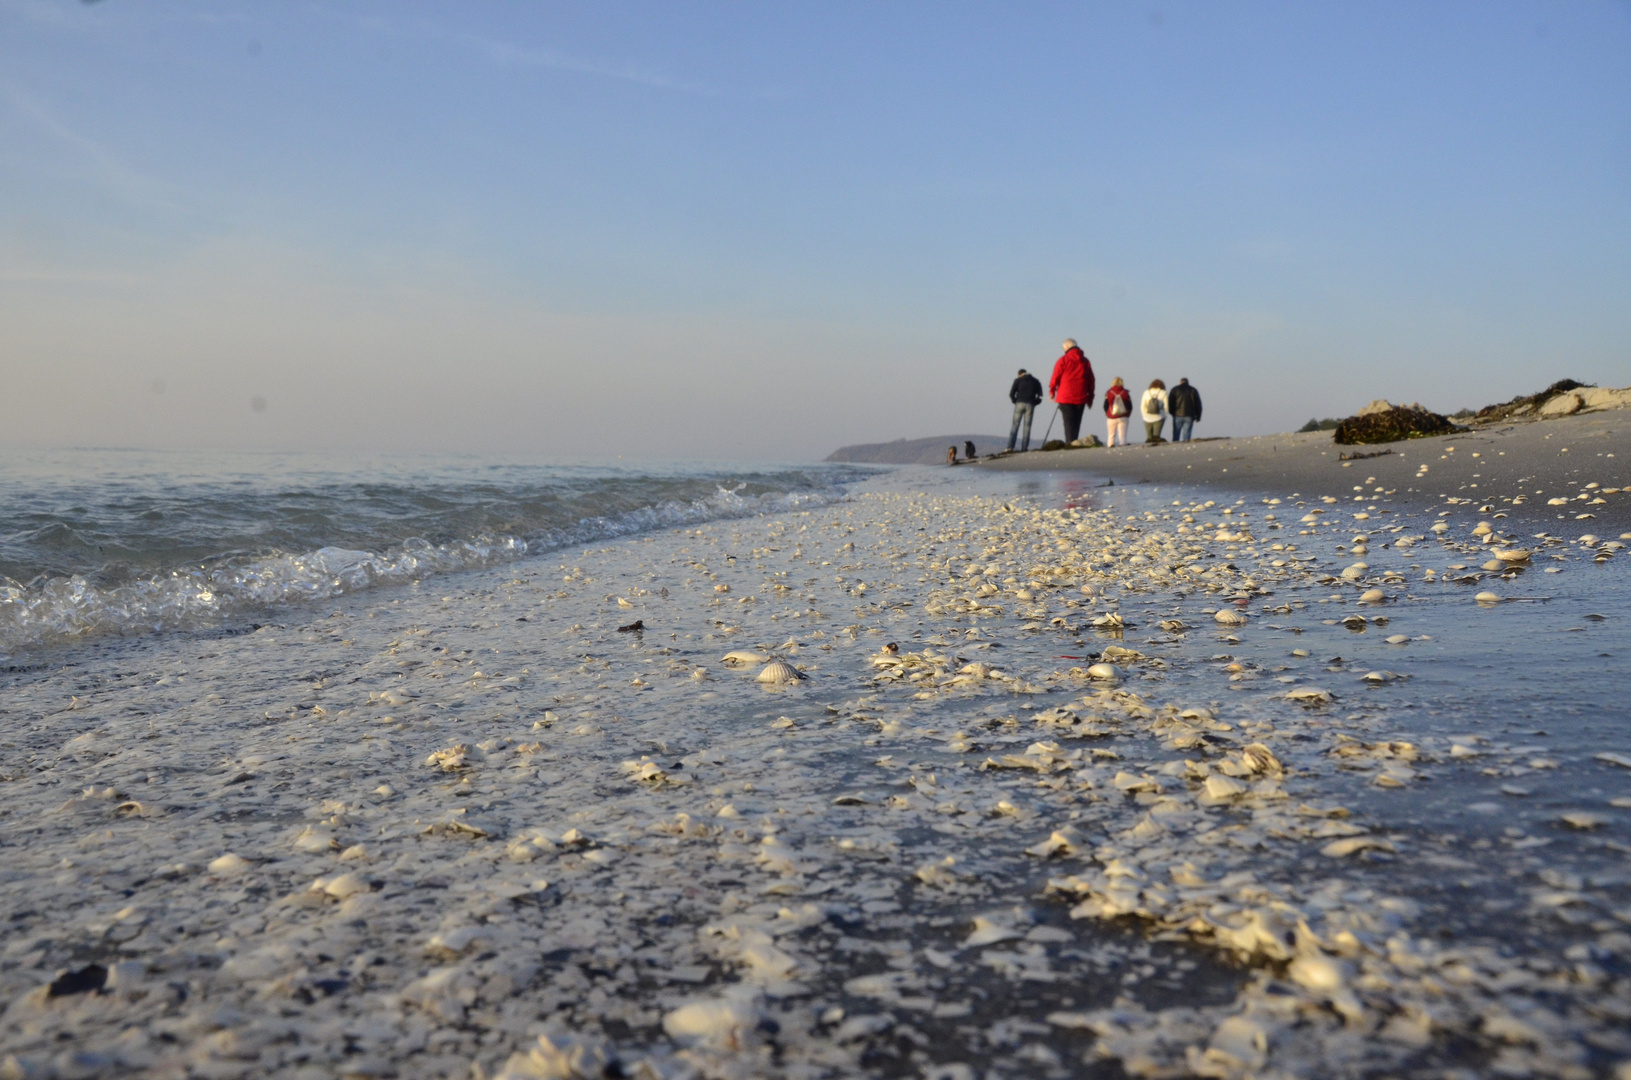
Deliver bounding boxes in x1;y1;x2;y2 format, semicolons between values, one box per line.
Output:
1103;384;1132;418
1049;347;1094;405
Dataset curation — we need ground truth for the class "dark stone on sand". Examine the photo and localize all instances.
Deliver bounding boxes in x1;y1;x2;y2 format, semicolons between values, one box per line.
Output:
1475;379;1593;423
1333;405;1459;445
48;964;107;997
1041;439;1067;451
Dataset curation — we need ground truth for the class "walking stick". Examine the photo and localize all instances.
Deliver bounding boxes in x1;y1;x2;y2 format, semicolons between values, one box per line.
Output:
1040;406;1059;446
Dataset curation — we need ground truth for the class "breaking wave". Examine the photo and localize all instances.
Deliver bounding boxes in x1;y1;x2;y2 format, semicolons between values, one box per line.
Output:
0;453;871;656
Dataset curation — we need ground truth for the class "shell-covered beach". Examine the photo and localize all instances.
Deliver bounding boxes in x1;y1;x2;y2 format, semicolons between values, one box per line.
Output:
3;418;1629;1080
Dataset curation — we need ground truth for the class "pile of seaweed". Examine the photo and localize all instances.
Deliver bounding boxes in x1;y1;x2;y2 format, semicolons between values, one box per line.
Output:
1333;404;1461;445
1474;379;1592;422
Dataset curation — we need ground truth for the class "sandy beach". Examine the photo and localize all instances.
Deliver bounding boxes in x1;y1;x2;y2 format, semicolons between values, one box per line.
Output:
2;449;1629;1079
980;409;1631;537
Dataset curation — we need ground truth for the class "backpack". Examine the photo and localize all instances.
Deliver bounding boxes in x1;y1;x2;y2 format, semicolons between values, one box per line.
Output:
1108;391;1129;418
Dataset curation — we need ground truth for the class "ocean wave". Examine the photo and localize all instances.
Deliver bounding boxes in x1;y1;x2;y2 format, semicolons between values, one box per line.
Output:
0;480;852;656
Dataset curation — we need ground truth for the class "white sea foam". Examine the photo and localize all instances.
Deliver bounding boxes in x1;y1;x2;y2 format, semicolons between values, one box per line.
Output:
0;460;861;655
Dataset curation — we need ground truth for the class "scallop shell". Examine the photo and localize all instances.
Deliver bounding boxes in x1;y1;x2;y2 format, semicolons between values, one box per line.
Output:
1494;548;1531;562
1214;609;1248;626
1474;591;1500;603
1085;662;1122;681
755;662;807;685
720;650;771;665
1359;588;1386;604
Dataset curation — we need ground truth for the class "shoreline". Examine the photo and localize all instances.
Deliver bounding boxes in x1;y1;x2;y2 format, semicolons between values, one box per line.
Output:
2;465;1628;1078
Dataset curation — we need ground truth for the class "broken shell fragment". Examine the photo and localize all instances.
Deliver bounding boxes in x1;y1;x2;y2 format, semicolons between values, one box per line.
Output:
720;650;771;665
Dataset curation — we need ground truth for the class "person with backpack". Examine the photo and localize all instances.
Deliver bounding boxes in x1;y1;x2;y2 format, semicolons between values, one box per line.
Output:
1140;378;1169;443
1167;377;1202;442
1103;377;1133;447
1006;368;1044;452
1048;339;1095;444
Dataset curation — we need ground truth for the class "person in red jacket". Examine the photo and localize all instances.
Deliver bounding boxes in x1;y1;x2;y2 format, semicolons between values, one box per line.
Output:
1048;339;1095;444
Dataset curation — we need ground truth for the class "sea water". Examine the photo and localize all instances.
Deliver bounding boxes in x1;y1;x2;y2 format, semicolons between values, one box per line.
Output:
0;449;871;657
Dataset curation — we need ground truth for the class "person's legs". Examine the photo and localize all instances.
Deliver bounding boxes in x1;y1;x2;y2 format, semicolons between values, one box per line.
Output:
1172;416;1193;442
1106;418;1123;446
1060;404;1083;443
1008;404;1024;452
1019;403;1034;450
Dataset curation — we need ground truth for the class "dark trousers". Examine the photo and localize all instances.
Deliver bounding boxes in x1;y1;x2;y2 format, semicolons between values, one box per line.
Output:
1059;403;1084;443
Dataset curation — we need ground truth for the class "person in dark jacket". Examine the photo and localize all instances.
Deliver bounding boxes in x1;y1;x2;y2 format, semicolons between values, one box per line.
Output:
1168;377;1202;442
1048;339;1095;444
1007;368;1044;452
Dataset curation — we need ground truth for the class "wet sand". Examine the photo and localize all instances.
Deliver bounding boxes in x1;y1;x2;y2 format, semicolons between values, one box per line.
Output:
2;465;1629;1079
980;410;1631;536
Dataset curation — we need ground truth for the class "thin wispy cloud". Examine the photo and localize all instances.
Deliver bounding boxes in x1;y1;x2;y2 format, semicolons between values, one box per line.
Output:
2;85;182;213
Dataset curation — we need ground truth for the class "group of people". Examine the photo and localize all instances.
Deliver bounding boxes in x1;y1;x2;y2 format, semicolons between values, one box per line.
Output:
1005;339;1202;453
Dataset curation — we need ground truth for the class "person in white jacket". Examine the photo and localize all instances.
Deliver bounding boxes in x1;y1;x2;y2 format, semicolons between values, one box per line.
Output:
1140;379;1168;443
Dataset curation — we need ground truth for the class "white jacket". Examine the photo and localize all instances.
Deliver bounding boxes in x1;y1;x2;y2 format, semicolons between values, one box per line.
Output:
1140;387;1168;423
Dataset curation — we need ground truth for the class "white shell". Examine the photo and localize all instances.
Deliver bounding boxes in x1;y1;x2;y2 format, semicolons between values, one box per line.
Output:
1214;609;1248;626
1474;591;1500;603
720;650;771;665
1086;662;1121;681
756;662;806;685
1359;588;1386;604
1494;548;1531;562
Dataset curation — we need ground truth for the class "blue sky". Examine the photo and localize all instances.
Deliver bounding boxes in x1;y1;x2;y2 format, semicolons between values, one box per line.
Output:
3;1;1628;459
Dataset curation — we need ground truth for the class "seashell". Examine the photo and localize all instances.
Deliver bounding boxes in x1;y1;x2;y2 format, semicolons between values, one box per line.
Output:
1200;774;1246;802
1288;955;1346;992
663;995;762;1048
1495;548;1531;562
1474;591;1500;603
1159;619;1189;632
1340;563;1369;581
1085;663;1121;681
1321;836;1394;857
1385;634;1410;645
425;926;493;957
1363;670;1401;682
292;826;339;853
1595;752;1631;769
1286;687;1334;704
425;745;470;772
1431;521;1449;532
965;915;1023;947
1359;588;1386;604
756;662;807;685
714;584;730;593
1214;609;1248;626
1481;560;1505;571
1560;812;1606;830
208;853;251;876
311;872;370;899
1090;613;1125;629
720;650;770;665
769;716;796;729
